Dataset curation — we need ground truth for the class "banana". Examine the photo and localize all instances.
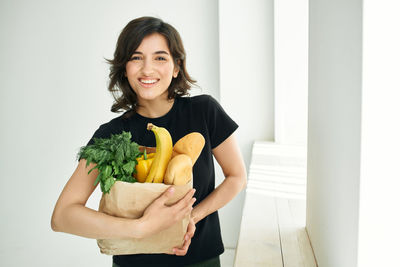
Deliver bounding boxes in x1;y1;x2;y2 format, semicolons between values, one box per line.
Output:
145;123;173;183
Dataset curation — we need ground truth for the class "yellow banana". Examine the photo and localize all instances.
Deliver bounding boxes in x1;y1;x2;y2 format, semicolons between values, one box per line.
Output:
145;123;173;183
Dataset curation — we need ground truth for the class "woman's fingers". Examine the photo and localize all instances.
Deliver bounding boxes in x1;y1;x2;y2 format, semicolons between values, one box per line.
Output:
174;196;195;221
159;187;195;208
155;186;176;205
172;218;196;256
141;187;196;238
175;188;196;209
173;238;191;256
186;218;195;238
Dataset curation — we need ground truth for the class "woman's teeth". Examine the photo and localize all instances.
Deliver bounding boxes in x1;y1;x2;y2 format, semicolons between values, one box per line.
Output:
140;79;158;84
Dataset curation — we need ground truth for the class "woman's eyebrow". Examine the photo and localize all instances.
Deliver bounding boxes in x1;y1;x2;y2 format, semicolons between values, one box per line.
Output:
154;50;169;55
132;51;170;55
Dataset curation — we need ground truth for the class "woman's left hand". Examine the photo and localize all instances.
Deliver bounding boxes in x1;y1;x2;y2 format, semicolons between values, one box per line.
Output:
171;217;196;256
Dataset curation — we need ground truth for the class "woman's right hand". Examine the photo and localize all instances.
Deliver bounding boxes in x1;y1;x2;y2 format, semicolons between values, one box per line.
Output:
139;187;196;238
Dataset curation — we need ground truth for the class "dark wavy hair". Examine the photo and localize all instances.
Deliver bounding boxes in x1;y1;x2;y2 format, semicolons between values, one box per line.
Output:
106;16;196;115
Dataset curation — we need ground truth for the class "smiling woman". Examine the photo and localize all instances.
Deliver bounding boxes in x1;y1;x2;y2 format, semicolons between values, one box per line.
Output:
124;33;179;114
106;16;196;117
51;16;247;267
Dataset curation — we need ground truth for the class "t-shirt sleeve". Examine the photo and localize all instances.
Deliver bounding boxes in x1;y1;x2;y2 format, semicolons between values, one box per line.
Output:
78;118;124;161
206;95;239;149
86;117;125;145
86;124;112;146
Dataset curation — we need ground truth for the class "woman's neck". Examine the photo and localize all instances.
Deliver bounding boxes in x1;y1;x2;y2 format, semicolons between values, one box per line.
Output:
136;97;175;118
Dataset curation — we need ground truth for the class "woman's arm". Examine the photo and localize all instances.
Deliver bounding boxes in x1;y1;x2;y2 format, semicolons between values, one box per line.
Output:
51;159;195;239
191;133;247;224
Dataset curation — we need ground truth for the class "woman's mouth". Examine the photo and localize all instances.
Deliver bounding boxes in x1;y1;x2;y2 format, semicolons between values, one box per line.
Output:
139;78;159;87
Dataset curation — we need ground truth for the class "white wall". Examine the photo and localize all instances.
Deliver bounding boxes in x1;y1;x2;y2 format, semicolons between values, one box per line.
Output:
308;1;400;266
358;1;400;266
218;0;275;249
0;0;222;266
307;0;362;266
274;0;309;145
219;0;274;168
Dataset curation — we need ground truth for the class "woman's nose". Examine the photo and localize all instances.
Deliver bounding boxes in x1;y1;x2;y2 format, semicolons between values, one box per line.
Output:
141;58;154;75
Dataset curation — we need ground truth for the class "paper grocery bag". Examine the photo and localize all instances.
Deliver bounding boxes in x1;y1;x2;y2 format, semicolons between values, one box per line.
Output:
96;179;193;255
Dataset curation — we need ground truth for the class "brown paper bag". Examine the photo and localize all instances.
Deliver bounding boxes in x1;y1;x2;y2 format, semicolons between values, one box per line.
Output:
97;180;193;255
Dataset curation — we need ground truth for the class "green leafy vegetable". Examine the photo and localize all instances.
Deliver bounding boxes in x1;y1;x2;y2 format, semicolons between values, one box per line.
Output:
77;131;141;194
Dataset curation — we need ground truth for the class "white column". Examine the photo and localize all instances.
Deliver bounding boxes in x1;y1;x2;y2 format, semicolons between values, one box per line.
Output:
358;1;400;266
308;1;400;266
307;0;362;266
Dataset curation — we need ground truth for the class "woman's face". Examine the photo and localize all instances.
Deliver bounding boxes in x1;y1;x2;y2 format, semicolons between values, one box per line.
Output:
125;33;178;104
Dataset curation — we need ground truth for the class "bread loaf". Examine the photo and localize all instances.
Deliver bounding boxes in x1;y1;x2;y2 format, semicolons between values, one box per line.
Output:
173;132;205;166
164;154;193;185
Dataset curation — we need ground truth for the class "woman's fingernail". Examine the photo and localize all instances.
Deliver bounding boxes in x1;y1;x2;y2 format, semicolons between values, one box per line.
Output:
169;187;175;193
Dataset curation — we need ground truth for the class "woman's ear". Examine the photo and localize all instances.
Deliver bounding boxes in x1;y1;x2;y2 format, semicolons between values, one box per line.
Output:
173;60;181;78
173;67;179;78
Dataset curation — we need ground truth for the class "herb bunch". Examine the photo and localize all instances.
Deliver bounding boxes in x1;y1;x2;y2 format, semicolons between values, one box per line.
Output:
77;131;141;193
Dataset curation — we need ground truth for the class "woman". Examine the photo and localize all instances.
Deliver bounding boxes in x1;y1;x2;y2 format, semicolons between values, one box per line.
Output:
51;16;247;267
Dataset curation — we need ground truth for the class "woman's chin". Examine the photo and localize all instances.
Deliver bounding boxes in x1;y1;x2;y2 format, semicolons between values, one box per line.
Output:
136;91;168;102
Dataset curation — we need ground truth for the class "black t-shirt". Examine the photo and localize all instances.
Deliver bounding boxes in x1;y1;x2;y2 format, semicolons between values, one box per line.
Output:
85;94;238;266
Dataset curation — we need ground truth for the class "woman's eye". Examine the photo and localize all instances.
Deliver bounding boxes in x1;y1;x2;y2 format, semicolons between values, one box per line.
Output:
130;56;141;61
156;56;167;61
